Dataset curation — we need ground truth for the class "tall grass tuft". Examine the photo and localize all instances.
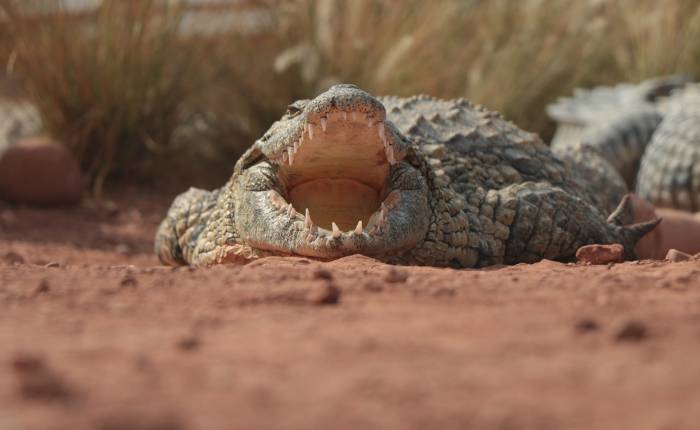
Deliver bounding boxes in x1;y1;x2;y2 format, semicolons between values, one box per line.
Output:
3;0;700;190
0;0;194;194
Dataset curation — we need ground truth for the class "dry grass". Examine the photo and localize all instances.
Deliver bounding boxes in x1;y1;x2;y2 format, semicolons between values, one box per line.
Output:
2;0;700;190
265;0;700;137
0;0;194;193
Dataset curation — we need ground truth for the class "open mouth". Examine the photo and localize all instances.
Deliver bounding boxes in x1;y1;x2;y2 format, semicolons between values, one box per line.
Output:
233;84;430;259
268;107;400;238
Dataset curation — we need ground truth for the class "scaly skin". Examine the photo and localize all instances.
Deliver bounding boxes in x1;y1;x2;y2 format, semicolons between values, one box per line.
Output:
548;76;700;211
156;85;658;267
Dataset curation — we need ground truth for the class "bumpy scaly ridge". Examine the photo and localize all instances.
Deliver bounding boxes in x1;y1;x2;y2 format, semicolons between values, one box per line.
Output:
549;77;700;213
636;87;700;211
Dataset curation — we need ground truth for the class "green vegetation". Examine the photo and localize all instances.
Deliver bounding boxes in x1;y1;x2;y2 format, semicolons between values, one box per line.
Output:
2;0;700;191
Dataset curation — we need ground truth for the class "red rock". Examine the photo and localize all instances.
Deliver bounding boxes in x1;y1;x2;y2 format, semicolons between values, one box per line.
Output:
665;248;692;262
0;136;82;205
576;244;625;265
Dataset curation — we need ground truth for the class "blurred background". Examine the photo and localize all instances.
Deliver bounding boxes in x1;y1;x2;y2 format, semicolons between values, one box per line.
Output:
1;0;699;194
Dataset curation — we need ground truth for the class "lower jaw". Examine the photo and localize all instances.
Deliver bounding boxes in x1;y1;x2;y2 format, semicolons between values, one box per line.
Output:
287;178;382;231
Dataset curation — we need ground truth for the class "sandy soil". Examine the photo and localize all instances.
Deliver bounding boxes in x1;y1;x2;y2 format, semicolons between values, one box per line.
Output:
1;189;700;430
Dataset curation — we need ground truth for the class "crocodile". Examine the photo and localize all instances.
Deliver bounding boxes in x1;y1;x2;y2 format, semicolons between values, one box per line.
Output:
548;75;700;211
155;84;658;267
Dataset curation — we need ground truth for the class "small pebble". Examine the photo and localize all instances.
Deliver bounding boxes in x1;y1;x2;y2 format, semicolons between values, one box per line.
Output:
576;244;624;265
665;249;692;262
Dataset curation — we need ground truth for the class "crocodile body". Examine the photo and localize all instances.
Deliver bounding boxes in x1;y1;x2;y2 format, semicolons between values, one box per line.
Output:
156;85;657;267
548;75;700;211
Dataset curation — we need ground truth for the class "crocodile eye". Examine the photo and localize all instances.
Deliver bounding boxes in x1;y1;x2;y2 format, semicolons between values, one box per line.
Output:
285;100;309;117
286;105;302;116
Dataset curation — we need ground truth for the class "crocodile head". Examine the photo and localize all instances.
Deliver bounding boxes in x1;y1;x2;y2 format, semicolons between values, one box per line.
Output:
231;84;431;259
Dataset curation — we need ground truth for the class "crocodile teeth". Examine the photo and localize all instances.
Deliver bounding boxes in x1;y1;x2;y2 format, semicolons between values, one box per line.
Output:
386;145;396;165
320;117;327;132
293;140;300;152
354;220;363;235
377;122;387;145
308;124;314;140
331;222;341;239
288;147;294;165
367;117;374;127
286;203;294;217
352;111;357;122
380;202;387;223
304;208;313;229
282;151;288;163
341;111;348;121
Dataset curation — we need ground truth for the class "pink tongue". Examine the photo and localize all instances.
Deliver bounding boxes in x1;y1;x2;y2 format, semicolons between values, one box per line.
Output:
288;178;379;231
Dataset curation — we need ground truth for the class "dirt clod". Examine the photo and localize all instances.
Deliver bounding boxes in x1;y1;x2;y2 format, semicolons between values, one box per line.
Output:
307;283;341;305
576;244;625;265
177;336;200;351
385;268;409;283
11;353;73;401
312;266;333;280
3;251;25;265
615;320;649;342
575;318;600;333
364;280;384;292
120;273;139;288
34;279;50;295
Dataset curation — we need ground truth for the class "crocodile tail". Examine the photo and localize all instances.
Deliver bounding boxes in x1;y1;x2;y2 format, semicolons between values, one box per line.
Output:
576;107;663;188
154;187;219;265
607;193;662;260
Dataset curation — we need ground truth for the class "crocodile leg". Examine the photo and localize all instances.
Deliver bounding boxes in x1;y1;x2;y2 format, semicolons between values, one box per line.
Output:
154;187;222;265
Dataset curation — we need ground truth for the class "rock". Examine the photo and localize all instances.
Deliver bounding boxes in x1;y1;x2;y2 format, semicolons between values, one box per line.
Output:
0;136;82;205
665;248;692;262
576;244;625;265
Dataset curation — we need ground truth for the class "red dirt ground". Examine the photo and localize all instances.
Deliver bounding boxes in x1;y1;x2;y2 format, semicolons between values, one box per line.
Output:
1;188;700;430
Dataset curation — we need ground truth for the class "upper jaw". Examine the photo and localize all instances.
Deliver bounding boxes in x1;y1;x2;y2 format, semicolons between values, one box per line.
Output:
267;106;407;168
